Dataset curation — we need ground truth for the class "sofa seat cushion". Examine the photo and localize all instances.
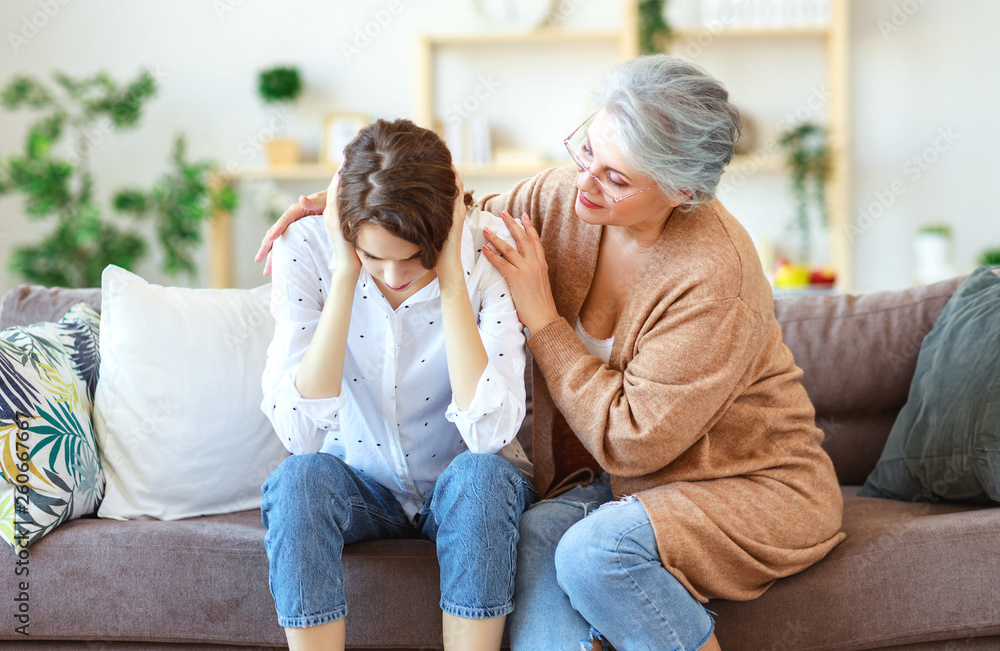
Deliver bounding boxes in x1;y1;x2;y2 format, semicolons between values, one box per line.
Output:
0;510;446;649
709;486;1000;649
2;488;999;649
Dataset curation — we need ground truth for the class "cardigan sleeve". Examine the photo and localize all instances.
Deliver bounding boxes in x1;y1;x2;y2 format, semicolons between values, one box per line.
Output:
526;296;765;477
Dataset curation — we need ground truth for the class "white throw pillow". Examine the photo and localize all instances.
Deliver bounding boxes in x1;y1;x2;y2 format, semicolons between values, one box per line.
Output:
94;265;288;520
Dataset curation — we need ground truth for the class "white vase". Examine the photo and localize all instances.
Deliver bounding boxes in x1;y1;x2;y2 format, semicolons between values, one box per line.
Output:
914;233;957;285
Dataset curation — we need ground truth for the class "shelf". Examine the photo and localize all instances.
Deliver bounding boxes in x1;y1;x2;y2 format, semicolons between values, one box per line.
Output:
421;29;623;47
219;161;566;182
227;164;338;180
772;285;839;297
672;25;829;38
225;153;784;185
458;160;562;177
727;153;785;173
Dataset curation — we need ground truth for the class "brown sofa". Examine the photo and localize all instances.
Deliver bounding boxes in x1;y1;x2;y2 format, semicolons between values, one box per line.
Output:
2;271;999;650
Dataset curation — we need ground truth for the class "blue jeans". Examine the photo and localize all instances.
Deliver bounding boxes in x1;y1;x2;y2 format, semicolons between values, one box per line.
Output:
260;450;538;627
509;474;717;651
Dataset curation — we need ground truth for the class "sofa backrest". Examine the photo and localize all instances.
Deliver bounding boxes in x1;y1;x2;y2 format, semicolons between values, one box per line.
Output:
4;272;996;487
0;284;102;330
773;273;981;485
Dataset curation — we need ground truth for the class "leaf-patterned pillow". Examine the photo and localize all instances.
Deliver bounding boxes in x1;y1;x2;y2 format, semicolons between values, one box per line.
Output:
0;302;102;548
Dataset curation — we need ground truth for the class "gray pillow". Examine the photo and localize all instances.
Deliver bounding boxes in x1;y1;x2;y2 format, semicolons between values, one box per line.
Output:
859;266;1000;503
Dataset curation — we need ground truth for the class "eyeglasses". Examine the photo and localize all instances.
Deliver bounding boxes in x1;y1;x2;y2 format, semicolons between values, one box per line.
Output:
563;111;656;204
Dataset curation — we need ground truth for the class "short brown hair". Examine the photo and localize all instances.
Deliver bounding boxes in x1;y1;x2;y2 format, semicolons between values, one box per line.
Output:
337;119;472;269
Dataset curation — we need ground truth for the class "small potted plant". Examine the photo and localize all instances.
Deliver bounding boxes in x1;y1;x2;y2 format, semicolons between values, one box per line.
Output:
978;246;1000;268
914;223;956;285
257;65;303;166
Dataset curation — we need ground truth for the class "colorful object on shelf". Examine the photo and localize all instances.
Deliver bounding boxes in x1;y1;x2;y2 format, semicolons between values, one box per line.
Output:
773;260;836;288
809;266;837;287
774;262;811;288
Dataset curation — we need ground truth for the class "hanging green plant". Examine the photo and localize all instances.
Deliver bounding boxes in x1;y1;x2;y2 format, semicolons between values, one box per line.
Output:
0;69;236;287
638;0;673;55
778;122;830;264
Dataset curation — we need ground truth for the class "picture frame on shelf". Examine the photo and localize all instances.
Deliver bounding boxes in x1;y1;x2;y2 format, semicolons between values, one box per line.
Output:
322;113;369;165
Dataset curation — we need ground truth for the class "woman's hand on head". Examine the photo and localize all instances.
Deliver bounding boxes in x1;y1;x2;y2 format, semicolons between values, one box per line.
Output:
255;188;329;276
435;171;468;281
323;173;362;279
481;211;561;334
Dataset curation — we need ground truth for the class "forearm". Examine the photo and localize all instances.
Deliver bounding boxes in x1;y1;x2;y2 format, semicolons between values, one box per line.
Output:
439;260;488;411
294;269;358;399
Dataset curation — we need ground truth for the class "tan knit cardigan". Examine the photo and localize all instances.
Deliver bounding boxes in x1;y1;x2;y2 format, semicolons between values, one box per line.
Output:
480;165;846;604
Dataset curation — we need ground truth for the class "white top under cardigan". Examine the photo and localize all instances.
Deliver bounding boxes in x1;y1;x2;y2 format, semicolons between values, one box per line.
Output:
574;317;614;365
262;207;531;521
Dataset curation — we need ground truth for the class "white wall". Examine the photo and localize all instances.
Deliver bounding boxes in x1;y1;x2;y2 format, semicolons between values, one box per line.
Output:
1;0;997;296
848;0;1000;292
0;0;621;292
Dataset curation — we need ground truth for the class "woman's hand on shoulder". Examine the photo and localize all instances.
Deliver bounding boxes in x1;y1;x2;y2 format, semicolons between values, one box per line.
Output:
481;211;561;334
255;188;329;276
323;172;362;280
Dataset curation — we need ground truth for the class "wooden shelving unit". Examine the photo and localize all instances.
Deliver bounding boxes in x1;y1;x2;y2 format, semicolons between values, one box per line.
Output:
207;1;850;291
662;0;852;290
414;27;636;131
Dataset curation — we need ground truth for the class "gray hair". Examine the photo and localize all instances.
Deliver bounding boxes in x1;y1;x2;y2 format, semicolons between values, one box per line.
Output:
594;54;741;211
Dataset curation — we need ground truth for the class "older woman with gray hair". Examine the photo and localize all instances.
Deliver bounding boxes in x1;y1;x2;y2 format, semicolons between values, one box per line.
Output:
257;54;846;651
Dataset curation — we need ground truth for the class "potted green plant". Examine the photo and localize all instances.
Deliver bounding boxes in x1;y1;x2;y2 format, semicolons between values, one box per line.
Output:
0;70;236;288
914;223;956;285
978;246;1000;268
778;122;830;266
257;65;303;166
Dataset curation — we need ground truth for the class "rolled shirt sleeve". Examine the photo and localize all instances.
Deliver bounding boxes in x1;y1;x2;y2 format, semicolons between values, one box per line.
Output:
444;207;527;454
261;223;347;455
